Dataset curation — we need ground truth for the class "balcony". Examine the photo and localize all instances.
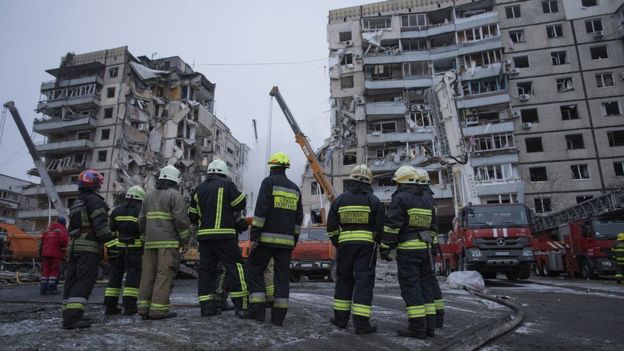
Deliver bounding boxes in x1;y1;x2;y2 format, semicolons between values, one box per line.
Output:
37;94;100;114
475;179;523;197
455;11;499;31
366;130;434;145
33;115;97;136
459;62;504;81
373;184;453;203
22;184;79;196
456;90;510;109
368;154;429;172
366;101;406;116
463;121;514;137
470;153;519;167
365;77;432;90
35;139;94;155
17;208;60;220
40;75;103;91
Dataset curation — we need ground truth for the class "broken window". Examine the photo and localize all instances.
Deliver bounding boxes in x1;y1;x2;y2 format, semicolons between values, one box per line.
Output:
104;107;113;119
513;56;529;68
340;76;354;89
373;121;397;133
474;133;514;151
401;14;427;28
560;105;579;120
376;148;396;158
403;62;430;77
613;161;624;176
582;0;598;7
602;101;621;116
509;30;525;43
517;81;533;95
576;195;593;203
546;24;563;38
227;147;234;155
428;171;439;185
534;197;552;213
457;25;498;43
608;130;624;147
542;0;559;13
474;164;512;182
551;51;567;65
98;150;107;162
585;19;603;33
77;131;90;140
341;53;353;66
590;46;608;60
505;5;521;18
556;77;574;93
521;109;539;123
462;77;505;95
108;67;119;78
311;181;324;195
401;38;427;51
596;73;614;88
463;49;503;68
74;153;85;164
362;17;391;31
106;87;116;98
101;129;111;140
343;152;357;165
409;112;431;127
529;167;548;182
339;31;352;42
565;134;585;149
571;164;590;180
525;137;544;152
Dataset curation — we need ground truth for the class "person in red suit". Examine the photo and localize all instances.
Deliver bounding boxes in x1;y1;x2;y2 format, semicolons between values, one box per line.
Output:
40;218;69;295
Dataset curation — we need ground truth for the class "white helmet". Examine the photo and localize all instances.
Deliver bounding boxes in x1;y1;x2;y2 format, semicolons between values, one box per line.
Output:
207;158;229;177
159;165;181;184
392;166;430;185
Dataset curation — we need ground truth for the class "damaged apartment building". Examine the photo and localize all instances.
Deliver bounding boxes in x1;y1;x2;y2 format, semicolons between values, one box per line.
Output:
18;47;249;231
302;0;624;225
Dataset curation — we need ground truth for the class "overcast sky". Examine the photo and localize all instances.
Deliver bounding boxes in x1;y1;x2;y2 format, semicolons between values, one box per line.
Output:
0;0;365;195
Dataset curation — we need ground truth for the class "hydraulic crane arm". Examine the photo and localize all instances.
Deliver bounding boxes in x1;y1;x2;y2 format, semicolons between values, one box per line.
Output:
269;86;335;202
3;101;67;217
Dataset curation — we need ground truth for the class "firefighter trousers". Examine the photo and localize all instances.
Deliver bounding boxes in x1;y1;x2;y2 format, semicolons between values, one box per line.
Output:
62;252;100;326
138;248;179;318
397;249;434;332
218;258;274;304
198;239;248;311
333;244;376;325
41;257;62;294
104;248;143;310
247;246;291;323
427;268;444;327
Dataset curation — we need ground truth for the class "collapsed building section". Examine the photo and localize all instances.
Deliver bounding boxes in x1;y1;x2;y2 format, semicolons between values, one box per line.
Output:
19;47;249;231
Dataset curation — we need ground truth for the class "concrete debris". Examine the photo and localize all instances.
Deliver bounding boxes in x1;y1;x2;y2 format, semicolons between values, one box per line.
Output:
129;61;169;80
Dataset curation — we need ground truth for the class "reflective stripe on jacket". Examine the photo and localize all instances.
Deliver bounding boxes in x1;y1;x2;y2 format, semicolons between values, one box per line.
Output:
139;187;190;249
109;201;143;249
68;190;113;255
382;184;436;250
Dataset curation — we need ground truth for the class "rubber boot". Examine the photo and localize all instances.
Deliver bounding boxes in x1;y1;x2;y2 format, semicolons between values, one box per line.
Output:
219;294;234;312
123;296;138;315
147;312;177;320
435;310;445;328
397;318;427;339
47;280;60;295
353;315;377;334
105;305;122;315
63;309;90;330
426;315;436;337
270;308;287;327
40;281;48;296
63;318;92;330
239;303;265;322
329;310;349;329
266;298;274;309
200;300;220;317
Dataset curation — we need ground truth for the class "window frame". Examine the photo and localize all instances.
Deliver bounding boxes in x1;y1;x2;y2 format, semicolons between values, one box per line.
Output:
585;19;603;34
529;166;549;182
534;197;552;213
602;101;621;117
546;24;563;38
608;130;624;147
551;51;567;65
525;137;544;153
571;164;590;180
505;5;521;19
590;46;608;60
542;0;559;14
509;30;525;43
596;73;614;88
565;134;585;150
560;105;579;120
97;150;108;163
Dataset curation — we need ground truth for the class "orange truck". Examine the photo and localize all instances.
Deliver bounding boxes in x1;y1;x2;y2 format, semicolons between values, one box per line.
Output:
0;223;41;273
289;226;336;282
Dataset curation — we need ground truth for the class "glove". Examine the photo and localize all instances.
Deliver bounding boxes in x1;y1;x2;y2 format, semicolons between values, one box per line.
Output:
380;248;393;262
235;216;248;234
107;244;120;259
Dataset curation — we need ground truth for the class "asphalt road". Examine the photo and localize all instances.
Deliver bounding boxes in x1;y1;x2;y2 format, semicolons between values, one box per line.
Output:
480;276;624;351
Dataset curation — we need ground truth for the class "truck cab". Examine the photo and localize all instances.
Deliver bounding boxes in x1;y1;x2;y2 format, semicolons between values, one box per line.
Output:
290;226;336;282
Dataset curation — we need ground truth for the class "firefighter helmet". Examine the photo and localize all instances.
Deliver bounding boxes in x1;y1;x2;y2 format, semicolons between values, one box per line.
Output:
392;166;430;185
268;152;290;169
125;185;145;201
159;165;181;184
207;158;229;177
348;164;373;184
77;169;104;189
618;232;624;241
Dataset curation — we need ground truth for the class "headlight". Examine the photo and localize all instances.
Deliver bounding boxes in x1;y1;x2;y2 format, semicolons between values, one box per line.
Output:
602;260;612;267
522;248;533;257
469;249;482;257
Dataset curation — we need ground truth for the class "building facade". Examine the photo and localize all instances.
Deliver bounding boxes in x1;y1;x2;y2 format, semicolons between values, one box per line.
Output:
303;0;624;225
19;47;249;231
0;174;33;226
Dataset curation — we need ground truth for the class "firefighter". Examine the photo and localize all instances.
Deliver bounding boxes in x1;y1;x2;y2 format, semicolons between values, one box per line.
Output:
138;165;190;320
614;233;624;284
188;159;248;316
39;217;69;295
327;165;384;334
422;185;444;329
104;185;145;315
381;166;437;339
62;170;113;330
242;152;303;326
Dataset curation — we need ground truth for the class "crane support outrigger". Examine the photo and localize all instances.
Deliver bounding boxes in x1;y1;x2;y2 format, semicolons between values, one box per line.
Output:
269;86;335;203
3;101;66;217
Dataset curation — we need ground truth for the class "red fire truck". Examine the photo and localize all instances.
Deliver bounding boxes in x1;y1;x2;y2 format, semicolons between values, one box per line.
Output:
531;191;624;279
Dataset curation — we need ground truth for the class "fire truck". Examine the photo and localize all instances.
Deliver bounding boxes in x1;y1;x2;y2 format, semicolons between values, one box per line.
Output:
531;191;624;279
430;72;534;280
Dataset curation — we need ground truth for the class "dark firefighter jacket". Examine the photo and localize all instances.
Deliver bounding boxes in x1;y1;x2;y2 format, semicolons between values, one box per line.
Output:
68;190;113;255
107;201;143;250
327;179;384;247
614;238;624;266
188;174;246;240
251;169;303;249
382;184;437;250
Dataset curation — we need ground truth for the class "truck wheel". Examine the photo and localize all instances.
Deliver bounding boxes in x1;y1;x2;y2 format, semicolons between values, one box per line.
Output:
328;261;337;283
533;263;542;277
505;271;519;281
519;265;531;280
579;260;592;280
290;271;301;283
482;271;496;280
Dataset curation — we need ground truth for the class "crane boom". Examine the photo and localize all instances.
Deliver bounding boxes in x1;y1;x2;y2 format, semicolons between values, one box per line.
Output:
269;86;335;202
3;101;67;217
